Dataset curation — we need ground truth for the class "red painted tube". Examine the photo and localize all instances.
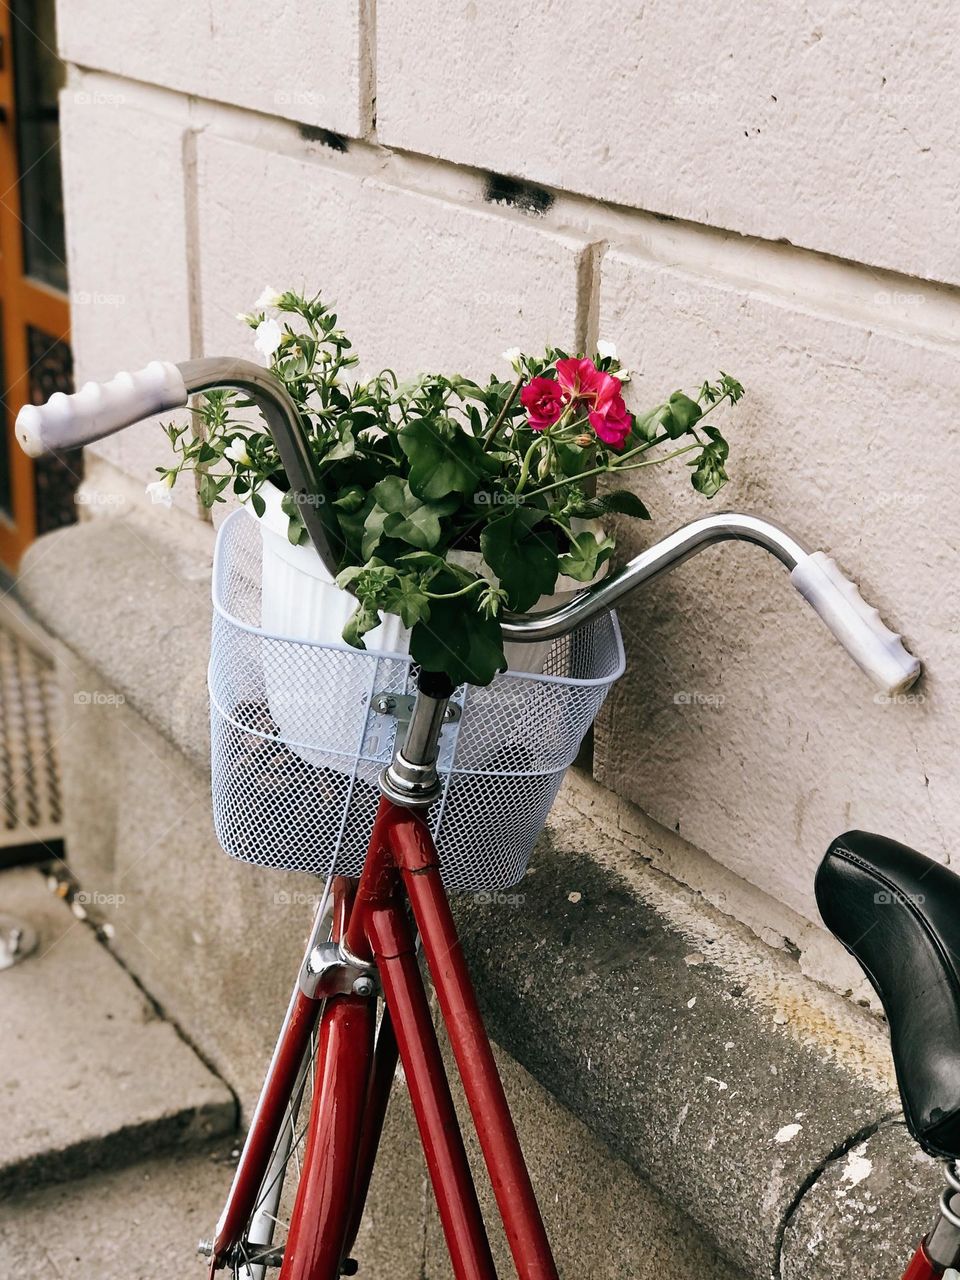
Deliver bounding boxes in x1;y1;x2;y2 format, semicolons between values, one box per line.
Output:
213;986;322;1264
389;808;560;1280
341;1005;400;1259
903;1243;943;1279
365;900;497;1280
342;797;398;962
279;995;375;1280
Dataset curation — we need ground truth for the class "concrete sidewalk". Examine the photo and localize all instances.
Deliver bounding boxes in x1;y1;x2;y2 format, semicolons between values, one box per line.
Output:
0;1138;237;1280
0;865;234;1195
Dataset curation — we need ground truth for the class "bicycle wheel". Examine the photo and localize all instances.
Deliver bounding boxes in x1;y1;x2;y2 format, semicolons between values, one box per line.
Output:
204;889;394;1280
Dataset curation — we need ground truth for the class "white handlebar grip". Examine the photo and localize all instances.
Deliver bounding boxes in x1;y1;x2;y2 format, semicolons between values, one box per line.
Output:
790;551;921;697
15;360;188;458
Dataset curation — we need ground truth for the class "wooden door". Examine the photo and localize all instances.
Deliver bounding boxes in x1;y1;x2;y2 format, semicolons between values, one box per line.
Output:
0;0;75;573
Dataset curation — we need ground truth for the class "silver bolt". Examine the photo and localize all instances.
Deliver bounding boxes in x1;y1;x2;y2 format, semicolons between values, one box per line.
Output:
373;695;396;715
352;975;376;997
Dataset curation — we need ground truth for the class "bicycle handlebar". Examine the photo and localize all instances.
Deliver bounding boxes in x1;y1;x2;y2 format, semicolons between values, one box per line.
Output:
501;512;920;695
14;356;922;697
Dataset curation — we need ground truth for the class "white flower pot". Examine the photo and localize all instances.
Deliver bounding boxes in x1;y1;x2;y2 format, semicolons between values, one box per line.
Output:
250;480;605;768
253;478;602;675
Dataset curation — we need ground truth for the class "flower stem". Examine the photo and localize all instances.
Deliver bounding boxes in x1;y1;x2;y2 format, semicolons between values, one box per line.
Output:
514;436;543;494
519;437;699;502
424;577;488;601
482;376;523;450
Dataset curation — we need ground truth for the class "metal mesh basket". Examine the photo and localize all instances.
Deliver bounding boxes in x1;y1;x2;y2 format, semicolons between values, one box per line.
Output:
209;509;625;891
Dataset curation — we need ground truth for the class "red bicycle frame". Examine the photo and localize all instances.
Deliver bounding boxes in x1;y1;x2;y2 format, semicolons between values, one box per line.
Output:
211;795;560;1280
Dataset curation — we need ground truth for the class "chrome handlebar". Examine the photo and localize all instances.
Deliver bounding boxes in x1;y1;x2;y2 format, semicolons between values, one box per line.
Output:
15;356;922;696
500;513;807;643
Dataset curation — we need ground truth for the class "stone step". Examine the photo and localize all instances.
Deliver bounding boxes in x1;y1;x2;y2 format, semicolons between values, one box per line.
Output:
0;1137;238;1280
0;866;235;1196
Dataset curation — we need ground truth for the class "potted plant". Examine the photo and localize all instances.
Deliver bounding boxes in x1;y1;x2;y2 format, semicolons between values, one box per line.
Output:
153;288;744;688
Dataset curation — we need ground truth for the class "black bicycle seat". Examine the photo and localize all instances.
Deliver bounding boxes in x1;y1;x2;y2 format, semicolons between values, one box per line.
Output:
816;830;960;1159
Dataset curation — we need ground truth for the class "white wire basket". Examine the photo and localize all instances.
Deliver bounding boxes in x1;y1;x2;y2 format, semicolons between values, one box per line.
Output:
208;508;625;892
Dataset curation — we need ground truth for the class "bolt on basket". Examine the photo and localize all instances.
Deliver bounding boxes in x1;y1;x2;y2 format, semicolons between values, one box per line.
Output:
209;507;625;892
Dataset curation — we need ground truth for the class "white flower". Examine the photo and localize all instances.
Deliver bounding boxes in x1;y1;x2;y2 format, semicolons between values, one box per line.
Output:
235;311;252;325
596;339;617;360
224;437;251;466
145;474;175;508
501;347;523;372
254;286;283;308
254;317;283;362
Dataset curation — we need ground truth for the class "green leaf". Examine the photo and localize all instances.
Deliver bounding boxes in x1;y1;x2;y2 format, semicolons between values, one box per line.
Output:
281;489;309;545
370;477;458;551
249;491;266;519
661;391;703;439
323;422;356;464
333;484;366;513
480;507;559;612
690;426;730;498
198;471;221;508
399;416;495;501
565;489;650;520
633;403;668;442
381;575;432;629
558;531;616;582
409;601;505;687
342;600;382;648
361;504;392;560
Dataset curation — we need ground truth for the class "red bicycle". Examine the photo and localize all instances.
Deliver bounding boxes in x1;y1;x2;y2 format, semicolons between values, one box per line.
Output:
18;358;954;1279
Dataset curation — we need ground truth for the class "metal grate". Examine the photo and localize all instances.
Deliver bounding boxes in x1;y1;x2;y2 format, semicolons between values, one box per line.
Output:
0;619;62;857
210;509;625;892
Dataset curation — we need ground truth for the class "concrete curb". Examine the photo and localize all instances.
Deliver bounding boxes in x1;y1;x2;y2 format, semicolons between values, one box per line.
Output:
453;791;935;1278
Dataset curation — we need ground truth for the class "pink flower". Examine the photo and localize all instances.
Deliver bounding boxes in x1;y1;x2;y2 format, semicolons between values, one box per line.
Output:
556;357;603;401
589;393;632;449
557;357;633;451
521;376;566;431
588;372;632;450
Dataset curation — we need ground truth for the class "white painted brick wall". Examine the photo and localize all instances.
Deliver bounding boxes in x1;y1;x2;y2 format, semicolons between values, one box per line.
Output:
51;3;960;937
59;89;195;511
58;0;371;137
196;137;591;376
377;0;960;287
594;247;957;921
